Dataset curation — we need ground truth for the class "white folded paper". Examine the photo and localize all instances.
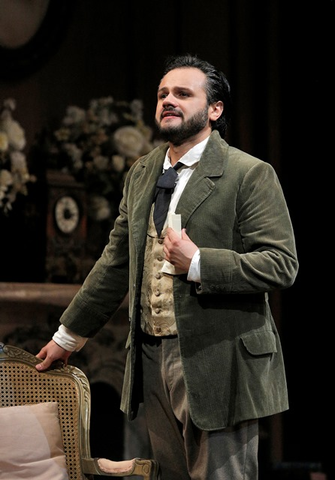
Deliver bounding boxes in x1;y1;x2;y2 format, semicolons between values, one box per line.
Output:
167;212;182;237
161;213;182;275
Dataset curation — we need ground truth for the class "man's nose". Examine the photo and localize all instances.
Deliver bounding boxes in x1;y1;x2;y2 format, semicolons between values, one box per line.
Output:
162;93;177;106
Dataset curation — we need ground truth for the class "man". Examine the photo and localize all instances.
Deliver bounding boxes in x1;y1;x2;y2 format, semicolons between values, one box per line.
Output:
36;54;298;479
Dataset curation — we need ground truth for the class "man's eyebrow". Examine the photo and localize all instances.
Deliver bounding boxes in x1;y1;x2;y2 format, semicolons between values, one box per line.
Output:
157;85;194;93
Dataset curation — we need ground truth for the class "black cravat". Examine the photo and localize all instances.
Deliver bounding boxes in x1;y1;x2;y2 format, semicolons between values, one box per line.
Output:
153;161;183;237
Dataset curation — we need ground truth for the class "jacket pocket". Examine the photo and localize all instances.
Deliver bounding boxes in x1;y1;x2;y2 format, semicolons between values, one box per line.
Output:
240;330;277;356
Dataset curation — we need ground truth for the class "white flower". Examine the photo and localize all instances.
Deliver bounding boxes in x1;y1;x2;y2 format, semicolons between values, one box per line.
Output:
111;154;126;172
63;106;86;126
1;117;26;151
130;99;144;121
0;168;13;188
113;126;145;158
88;194;111;221
89;96;113;111
64;143;83;170
10;150;26;170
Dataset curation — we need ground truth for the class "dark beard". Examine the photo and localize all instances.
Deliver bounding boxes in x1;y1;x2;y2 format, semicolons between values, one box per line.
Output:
156;106;209;146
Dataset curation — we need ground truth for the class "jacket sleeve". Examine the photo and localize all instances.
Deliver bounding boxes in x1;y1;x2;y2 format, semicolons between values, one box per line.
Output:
199;161;299;294
59;179;131;338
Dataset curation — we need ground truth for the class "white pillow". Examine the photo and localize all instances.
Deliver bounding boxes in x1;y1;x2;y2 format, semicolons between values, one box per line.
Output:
0;402;69;480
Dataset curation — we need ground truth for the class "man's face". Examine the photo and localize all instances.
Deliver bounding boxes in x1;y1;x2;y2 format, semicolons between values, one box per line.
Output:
155;67;211;145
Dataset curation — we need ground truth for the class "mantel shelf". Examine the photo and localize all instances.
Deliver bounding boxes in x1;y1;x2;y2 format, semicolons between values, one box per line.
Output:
0;282;81;307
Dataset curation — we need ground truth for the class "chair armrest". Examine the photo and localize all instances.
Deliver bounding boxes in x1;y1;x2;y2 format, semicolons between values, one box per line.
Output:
82;457;159;479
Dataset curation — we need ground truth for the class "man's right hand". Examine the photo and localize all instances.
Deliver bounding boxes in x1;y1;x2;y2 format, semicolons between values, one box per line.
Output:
35;340;72;371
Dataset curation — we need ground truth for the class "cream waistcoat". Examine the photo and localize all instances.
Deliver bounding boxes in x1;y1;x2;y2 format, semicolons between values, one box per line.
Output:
140;205;177;336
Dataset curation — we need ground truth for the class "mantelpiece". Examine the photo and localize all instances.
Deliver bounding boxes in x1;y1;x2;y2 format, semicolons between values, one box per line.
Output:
0;282;80;308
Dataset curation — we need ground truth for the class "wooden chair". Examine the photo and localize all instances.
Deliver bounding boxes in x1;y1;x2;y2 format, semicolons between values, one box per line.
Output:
0;342;159;480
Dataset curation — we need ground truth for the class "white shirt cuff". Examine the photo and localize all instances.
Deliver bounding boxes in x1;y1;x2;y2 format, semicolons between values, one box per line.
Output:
187;249;201;283
53;324;88;352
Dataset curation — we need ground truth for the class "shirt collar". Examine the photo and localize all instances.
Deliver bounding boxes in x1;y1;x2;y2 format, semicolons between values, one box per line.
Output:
163;136;210;170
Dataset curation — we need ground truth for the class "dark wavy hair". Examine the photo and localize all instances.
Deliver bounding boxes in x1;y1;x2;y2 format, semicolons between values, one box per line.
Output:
162;54;232;138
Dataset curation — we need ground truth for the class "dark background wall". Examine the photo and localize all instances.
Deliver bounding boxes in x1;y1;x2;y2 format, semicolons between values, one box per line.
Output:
0;0;333;478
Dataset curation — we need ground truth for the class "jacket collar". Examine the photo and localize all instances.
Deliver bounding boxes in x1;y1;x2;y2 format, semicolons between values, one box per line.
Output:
138;130;228;177
131;130;228;239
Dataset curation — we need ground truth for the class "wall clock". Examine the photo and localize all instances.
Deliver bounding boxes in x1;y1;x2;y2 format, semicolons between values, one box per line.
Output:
45;170;88;284
54;195;80;234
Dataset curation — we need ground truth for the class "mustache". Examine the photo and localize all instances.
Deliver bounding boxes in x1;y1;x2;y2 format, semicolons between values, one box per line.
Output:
160;107;183;120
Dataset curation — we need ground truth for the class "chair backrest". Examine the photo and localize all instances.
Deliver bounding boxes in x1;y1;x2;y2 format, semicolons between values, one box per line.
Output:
0;342;159;480
0;342;91;479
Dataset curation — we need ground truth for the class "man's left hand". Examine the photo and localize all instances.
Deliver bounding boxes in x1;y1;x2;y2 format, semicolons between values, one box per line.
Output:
164;228;198;273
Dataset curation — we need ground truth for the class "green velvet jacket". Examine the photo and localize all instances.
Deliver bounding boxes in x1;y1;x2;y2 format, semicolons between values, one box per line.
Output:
61;131;299;430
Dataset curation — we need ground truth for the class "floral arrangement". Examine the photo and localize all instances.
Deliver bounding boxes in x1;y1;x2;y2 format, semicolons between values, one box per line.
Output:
0;99;35;214
40;96;158;222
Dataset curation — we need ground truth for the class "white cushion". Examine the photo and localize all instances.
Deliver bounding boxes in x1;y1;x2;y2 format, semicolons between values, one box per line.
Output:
0;402;69;479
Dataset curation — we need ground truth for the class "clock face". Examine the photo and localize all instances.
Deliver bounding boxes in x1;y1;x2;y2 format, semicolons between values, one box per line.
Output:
54;195;80;234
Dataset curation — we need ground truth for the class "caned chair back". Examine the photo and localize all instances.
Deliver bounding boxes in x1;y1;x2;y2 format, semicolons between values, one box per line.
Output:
0;343;159;480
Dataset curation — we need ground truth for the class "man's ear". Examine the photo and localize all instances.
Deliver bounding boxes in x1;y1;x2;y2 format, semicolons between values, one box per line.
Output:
209;101;224;121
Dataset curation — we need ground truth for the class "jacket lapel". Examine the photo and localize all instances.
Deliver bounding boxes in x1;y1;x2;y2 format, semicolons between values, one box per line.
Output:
176;131;228;226
130;144;167;246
